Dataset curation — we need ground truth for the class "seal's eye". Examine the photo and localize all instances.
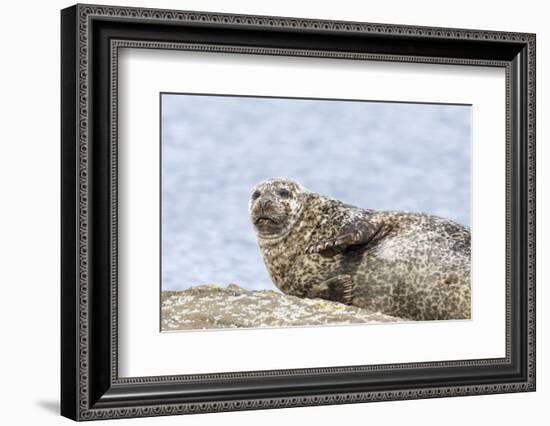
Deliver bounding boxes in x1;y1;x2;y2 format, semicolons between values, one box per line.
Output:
251;190;261;200
278;188;291;198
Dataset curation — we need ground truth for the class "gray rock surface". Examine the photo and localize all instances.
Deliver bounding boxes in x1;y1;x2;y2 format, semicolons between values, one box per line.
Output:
161;284;402;331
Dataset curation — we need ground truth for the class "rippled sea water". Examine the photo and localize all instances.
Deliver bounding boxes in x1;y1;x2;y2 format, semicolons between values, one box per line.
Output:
161;95;471;291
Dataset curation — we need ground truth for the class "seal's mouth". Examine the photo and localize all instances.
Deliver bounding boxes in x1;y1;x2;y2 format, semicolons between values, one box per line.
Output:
253;215;279;226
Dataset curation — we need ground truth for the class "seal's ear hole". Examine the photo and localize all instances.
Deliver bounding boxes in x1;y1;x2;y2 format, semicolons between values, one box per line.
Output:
278;189;290;198
251;190;261;200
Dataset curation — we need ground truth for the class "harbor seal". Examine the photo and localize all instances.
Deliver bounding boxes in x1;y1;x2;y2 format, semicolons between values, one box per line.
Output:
249;177;471;321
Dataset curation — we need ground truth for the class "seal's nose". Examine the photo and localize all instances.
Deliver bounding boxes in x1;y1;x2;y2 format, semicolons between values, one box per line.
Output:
258;198;274;211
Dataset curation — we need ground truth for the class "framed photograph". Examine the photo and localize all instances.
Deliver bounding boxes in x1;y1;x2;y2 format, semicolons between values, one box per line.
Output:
61;4;536;421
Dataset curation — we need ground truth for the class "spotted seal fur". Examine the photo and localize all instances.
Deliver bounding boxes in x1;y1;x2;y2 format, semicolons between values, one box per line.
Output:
249;177;471;321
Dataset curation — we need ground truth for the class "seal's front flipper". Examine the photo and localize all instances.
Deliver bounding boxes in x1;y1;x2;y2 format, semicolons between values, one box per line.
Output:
305;220;388;255
309;274;354;305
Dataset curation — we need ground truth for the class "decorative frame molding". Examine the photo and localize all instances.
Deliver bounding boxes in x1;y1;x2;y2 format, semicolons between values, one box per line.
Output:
61;3;535;421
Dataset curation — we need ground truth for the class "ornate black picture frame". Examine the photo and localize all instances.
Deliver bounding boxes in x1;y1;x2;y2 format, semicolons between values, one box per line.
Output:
61;3;536;421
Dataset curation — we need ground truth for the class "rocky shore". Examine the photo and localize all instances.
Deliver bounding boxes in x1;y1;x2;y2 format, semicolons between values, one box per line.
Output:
161;284;402;331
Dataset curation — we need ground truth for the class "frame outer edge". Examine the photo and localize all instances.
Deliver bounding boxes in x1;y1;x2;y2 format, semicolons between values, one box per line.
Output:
76;2;91;420
527;33;536;390
61;4;80;422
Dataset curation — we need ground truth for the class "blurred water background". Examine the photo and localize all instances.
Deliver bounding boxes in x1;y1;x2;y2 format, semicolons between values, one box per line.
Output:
161;94;471;291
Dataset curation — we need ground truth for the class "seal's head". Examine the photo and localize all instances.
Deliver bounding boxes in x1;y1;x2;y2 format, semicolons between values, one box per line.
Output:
249;177;306;239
